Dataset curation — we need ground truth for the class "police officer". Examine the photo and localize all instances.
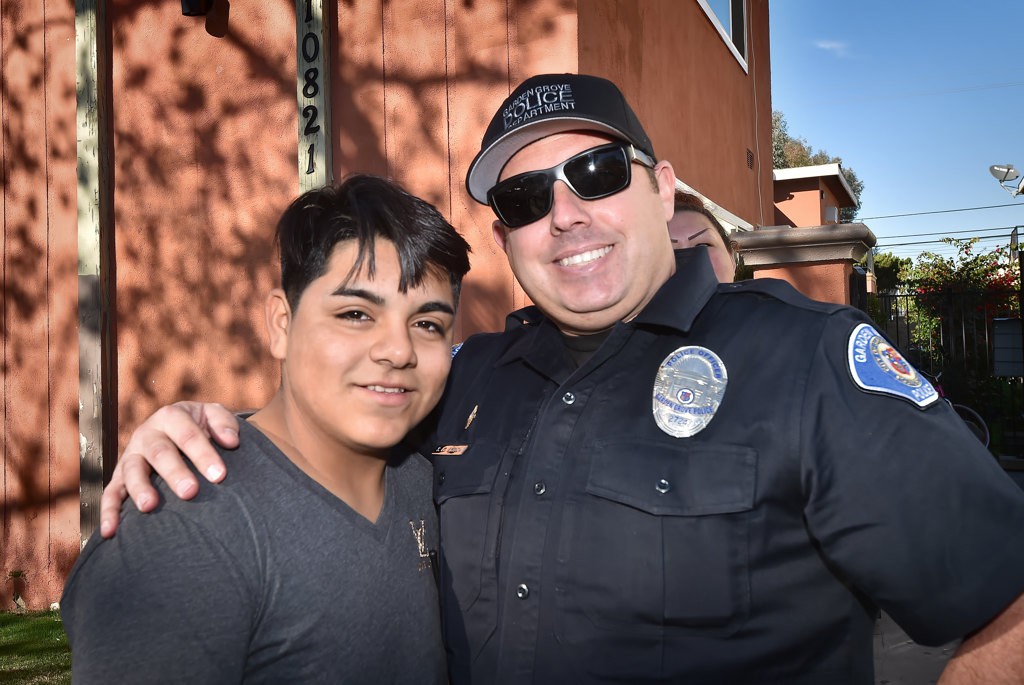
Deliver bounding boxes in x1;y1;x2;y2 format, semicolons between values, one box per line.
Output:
103;74;1024;683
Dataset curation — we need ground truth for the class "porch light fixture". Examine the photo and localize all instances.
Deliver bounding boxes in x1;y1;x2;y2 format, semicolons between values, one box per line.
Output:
989;164;1024;197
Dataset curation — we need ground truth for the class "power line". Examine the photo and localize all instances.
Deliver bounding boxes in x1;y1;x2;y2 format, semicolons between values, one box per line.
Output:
879;226;1017;240
860;203;1022;220
876;231;1011;252
881;237;1009;248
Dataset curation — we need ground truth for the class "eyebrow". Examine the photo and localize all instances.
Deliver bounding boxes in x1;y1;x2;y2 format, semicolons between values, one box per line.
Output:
419;301;456;316
330;287;455;315
332;287;385;305
687;227;711;241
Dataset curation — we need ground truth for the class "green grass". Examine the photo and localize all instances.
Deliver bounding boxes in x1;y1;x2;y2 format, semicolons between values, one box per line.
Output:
0;611;71;684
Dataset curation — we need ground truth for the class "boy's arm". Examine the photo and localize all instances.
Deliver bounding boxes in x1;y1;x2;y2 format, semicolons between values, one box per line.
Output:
99;401;239;537
62;502;255;682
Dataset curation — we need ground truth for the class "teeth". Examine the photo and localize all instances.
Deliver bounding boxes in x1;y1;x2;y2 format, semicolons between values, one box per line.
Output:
558;246;612;267
367;385;406;394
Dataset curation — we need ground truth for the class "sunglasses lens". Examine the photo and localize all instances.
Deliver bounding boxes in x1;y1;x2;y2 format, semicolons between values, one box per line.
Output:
488;144;635;228
564;146;630;199
490;172;553;228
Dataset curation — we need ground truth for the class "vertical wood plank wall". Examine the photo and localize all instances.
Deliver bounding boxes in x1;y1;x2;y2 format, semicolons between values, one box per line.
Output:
1;0;80;609
333;0;579;339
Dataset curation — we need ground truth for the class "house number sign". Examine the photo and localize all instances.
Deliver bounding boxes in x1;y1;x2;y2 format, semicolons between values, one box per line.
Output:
296;0;332;190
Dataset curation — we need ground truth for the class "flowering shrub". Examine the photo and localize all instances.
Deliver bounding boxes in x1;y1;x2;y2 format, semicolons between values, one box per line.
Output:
904;239;1021;439
907;238;1019;319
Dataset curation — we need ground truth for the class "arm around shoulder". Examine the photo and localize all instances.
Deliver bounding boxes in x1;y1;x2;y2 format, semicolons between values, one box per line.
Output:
99;401;239;538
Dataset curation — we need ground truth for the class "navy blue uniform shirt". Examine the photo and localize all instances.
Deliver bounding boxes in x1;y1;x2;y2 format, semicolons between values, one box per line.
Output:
424;248;1024;685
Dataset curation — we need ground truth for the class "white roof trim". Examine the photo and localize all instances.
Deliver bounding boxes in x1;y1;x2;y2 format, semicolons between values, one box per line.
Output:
674;178;754;233
772;163;857;204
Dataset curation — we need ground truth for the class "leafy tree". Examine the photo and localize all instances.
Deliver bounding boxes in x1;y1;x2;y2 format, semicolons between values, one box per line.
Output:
859;250;912;292
772;110;864;222
836;167;864;224
771;110;789;170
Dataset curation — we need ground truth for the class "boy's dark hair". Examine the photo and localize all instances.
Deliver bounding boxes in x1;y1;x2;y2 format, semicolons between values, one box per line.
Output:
673;190;736;255
276;174;472;310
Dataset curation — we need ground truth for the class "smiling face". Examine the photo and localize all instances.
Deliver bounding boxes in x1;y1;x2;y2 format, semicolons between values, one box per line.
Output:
491;132;677;335
267;239;455;462
668;210;736;283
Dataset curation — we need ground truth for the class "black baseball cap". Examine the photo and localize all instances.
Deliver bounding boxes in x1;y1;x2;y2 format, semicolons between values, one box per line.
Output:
465;73;656;204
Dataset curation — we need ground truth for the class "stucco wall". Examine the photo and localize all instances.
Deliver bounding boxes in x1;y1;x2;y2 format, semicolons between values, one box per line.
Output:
774;176;846;228
755;261;854;305
774;177;820;227
578;0;773;227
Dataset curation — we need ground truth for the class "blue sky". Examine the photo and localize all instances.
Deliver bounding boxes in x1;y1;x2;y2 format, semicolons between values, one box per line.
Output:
769;1;1024;263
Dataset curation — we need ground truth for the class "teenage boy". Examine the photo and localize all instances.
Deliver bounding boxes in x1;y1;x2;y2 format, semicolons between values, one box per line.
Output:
61;175;470;683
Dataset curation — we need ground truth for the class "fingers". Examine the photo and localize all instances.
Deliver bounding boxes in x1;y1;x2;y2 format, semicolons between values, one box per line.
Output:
97;401;239;538
185;401;240;452
169;402;235;482
135;403;231;488
99;465;128;538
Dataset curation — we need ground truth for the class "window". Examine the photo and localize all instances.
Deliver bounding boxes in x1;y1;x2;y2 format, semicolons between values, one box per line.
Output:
697;0;747;69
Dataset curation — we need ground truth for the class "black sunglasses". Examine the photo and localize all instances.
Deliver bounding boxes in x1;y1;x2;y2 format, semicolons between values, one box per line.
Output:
486;143;656;229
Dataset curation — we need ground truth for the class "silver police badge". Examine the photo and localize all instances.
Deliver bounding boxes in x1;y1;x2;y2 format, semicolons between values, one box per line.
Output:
652;346;728;438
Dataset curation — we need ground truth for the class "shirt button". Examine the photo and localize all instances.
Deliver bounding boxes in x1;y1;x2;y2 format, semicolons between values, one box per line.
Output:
534;481;546;496
656;479;671;494
438;472;446;484
516;584;530;599
562;392;576;405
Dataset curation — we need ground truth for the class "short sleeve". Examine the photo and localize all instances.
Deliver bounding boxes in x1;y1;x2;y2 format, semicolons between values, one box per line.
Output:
798;310;1024;645
61;486;258;683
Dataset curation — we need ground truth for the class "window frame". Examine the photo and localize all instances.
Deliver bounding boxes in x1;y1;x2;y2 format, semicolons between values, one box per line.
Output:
696;0;748;72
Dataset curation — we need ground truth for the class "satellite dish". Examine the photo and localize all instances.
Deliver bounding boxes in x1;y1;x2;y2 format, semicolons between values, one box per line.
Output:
990;164;1020;182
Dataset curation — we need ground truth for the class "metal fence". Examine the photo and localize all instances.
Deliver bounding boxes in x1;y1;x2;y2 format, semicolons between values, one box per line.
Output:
870;289;1024;457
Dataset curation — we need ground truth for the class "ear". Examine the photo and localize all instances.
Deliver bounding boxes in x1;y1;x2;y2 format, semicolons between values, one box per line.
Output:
491;219;510;254
265;289;292;361
653;160;677;222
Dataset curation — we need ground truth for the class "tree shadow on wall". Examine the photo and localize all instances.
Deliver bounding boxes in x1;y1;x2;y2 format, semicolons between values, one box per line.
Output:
2;0;84;607
3;0;569;607
96;0;569;447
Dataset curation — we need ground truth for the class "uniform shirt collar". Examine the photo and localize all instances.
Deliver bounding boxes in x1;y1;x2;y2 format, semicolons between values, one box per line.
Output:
632;246;720;334
497;309;574;379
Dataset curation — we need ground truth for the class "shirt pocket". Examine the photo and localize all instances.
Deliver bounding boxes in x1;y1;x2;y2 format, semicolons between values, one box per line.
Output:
556;439;756;636
432;440;503;657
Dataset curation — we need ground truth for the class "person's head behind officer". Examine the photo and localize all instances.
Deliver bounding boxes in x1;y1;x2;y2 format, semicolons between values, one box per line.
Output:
669;190;737;283
466;74;678;336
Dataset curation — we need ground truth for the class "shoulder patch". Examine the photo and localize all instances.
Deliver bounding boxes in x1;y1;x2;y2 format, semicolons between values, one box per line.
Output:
450;342;463;359
847;323;938;407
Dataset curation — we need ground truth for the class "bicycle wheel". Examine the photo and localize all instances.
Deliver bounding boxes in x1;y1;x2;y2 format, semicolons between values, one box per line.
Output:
951;403;991;449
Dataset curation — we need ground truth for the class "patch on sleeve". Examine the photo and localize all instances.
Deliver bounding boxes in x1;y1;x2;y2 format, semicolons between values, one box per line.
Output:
451;342;463;359
847;323;938;407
